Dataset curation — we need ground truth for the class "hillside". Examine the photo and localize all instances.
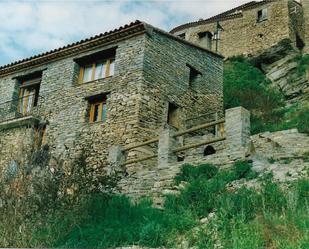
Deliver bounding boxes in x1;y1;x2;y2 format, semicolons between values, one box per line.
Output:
0;40;308;249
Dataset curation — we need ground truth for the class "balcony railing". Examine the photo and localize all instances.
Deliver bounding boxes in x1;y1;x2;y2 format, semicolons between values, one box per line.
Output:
0;95;44;123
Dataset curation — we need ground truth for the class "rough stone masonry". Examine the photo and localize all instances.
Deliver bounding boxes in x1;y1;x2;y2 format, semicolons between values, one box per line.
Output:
171;0;309;58
0;21;224;197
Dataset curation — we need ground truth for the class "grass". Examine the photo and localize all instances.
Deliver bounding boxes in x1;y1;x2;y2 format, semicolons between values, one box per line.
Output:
0;162;308;248
223;57;309;135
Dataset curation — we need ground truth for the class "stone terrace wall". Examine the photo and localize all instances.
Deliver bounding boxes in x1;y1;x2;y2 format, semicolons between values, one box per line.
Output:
173;0;296;58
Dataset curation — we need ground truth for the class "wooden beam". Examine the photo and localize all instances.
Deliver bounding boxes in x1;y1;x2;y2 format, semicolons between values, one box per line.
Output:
122;154;157;166
172;136;226;153
123;137;159;151
173;119;225;137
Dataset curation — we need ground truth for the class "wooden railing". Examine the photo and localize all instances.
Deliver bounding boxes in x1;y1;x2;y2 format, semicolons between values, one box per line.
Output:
122;119;226;166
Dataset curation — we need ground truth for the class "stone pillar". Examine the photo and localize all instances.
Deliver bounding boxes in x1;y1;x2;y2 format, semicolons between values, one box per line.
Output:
301;0;309;54
107;145;125;175
158;126;178;168
225;107;251;155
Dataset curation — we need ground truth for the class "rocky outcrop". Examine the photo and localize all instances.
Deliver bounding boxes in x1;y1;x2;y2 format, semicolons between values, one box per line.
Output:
252;40;309;103
251;129;309;182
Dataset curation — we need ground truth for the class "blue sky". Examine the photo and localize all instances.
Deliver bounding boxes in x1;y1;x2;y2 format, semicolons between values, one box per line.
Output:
0;0;250;67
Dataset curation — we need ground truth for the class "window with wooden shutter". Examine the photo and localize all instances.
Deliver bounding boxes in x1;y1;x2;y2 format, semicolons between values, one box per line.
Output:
18;76;41;115
76;47;117;84
88;95;107;123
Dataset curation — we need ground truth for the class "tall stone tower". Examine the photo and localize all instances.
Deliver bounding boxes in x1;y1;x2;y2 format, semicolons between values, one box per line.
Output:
301;0;309;54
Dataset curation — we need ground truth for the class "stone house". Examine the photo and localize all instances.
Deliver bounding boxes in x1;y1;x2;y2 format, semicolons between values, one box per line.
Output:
0;21;223;196
171;0;309;58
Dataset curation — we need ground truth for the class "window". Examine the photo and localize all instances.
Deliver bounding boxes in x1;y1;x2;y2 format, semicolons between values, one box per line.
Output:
18;76;41;115
79;58;115;83
88;95;107;123
167;102;180;128
187;64;202;87
257;8;268;22
75;47;116;84
178;33;186;39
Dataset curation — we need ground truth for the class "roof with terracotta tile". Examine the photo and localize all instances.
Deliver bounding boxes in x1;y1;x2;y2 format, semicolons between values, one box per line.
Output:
0;20;223;76
170;0;276;33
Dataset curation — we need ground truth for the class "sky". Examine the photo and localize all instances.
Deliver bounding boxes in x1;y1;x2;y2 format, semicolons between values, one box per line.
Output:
0;0;252;67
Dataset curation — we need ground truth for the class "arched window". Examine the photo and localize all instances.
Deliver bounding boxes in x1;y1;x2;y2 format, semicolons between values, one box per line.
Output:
204;145;216;157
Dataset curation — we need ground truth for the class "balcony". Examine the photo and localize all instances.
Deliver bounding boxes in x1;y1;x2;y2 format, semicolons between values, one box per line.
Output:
0;95;44;130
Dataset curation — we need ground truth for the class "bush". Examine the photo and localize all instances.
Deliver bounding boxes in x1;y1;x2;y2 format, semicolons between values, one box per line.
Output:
262;182;287;213
174;163;218;184
233;161;253;179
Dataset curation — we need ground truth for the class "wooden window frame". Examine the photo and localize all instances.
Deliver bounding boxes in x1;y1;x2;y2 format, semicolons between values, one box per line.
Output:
79;58;114;84
89;99;107;123
17;78;41;115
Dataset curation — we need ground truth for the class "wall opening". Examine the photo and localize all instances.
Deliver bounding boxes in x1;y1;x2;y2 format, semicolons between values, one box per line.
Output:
257;8;268;22
167;102;180;128
296;33;305;50
204;145;216;157
186;64;201;88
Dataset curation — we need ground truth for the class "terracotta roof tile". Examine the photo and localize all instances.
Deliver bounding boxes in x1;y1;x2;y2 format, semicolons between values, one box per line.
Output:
170;0;275;33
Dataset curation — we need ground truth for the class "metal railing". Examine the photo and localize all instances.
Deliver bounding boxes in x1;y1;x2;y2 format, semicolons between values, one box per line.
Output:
0;95;44;123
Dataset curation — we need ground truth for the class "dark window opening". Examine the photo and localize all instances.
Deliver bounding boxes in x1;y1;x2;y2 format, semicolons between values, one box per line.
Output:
257;8;268;22
204;146;216;157
167;102;180;128
187;64;202;87
178;33;186;39
177;154;185;162
296;34;305;50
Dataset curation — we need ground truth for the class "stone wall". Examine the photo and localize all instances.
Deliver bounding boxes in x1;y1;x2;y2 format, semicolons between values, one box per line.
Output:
301;0;309;54
172;0;304;58
0;28;223;197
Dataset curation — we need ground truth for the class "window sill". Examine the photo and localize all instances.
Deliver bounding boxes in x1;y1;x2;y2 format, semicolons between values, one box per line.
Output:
88;120;107;125
77;75;113;86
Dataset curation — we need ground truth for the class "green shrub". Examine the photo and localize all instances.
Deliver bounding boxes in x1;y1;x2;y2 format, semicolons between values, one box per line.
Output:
174;163;218;184
216;187;260;222
262;182;287;213
233;161;253;179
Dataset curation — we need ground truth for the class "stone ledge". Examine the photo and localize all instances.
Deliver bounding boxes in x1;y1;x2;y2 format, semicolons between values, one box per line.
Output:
0;116;40;131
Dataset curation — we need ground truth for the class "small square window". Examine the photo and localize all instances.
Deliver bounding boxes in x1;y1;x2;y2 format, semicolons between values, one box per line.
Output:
88;95;107;123
257;8;268;22
186;64;202;87
178;33;186;39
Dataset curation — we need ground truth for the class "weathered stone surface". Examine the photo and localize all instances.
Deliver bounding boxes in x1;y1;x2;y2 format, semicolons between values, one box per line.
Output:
0;24;223;198
172;0;306;58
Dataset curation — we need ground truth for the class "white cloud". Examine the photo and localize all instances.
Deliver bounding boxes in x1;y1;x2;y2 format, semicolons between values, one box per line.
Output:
0;0;253;66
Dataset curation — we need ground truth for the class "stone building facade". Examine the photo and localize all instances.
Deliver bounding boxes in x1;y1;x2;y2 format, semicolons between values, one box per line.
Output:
0;21;224;196
171;0;309;58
